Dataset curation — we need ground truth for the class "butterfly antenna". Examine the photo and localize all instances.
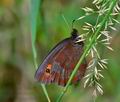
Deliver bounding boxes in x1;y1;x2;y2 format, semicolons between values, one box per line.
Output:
60;12;70;30
71;19;78;39
72;19;76;30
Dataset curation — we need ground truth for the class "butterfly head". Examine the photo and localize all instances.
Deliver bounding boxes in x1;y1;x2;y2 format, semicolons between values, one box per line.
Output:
71;28;78;39
71;28;84;45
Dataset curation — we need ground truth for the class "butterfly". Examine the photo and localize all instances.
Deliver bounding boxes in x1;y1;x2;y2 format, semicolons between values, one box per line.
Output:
35;28;87;86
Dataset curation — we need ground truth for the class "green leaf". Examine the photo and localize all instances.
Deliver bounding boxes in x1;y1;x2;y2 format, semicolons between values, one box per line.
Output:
30;0;51;102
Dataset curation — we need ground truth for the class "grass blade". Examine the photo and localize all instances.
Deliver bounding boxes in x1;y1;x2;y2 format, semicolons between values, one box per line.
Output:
30;0;51;102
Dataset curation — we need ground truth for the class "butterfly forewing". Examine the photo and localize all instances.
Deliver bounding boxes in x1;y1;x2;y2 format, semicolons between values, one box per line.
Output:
35;38;70;84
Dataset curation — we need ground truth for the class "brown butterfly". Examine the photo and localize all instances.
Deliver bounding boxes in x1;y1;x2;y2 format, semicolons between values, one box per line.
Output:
35;29;87;86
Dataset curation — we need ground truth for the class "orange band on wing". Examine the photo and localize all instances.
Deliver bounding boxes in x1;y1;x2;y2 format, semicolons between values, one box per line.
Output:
47;64;52;69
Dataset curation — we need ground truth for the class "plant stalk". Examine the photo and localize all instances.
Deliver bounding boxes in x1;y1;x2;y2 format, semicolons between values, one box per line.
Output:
56;0;118;101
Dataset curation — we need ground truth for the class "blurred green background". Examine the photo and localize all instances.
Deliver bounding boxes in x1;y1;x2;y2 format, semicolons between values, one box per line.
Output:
0;0;120;102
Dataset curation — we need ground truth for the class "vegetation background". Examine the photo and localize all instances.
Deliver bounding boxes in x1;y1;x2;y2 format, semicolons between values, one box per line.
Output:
0;0;120;102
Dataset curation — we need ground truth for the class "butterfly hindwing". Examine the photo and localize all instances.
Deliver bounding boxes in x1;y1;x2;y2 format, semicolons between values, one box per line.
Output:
53;40;86;86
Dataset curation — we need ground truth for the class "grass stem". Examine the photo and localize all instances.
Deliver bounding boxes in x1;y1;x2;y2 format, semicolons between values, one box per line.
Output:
56;0;118;101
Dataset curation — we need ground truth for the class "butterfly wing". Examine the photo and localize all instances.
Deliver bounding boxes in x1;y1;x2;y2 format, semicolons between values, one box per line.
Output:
35;38;71;84
52;40;87;86
35;37;87;86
